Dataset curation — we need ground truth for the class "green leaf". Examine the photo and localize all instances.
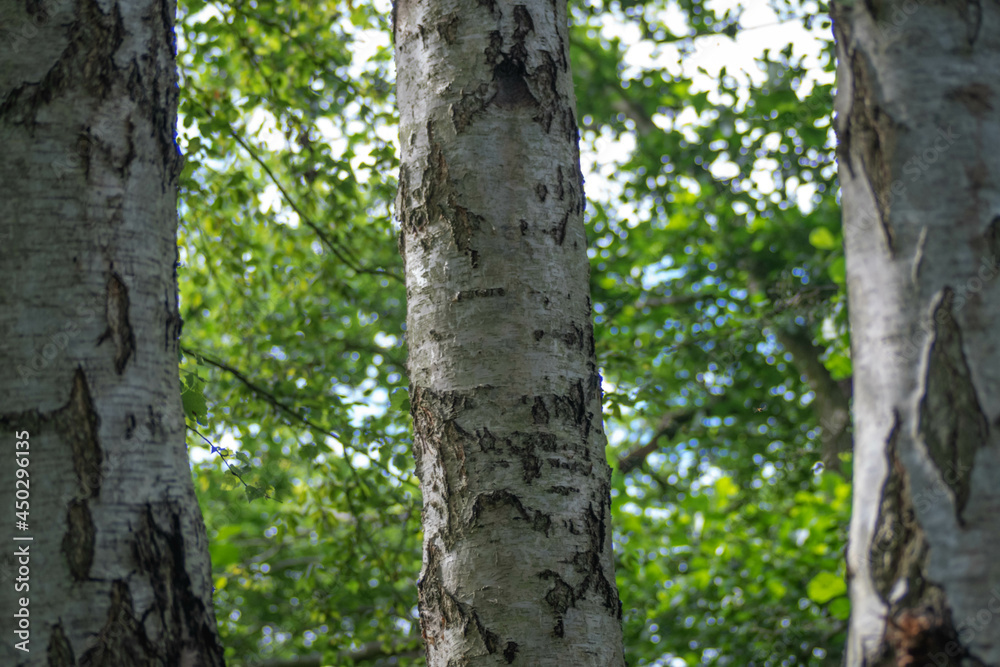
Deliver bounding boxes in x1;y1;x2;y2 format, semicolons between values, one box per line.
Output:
209;541;242;569
829;256;846;284
245;485;268;502
809;227;838;250
806;571;846;604
830;597;851;620
180;370;208;421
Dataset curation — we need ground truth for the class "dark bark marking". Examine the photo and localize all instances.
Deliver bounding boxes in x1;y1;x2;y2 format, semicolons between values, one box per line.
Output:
449;204;480;256
402;121;449;235
484;30;504;66
956;0;983;47
455;287;505;301
420;541;512;659
551;379;586;430
65;368;103;498
0;0;125;125
435;13;460;44
985;216;1000;262
884;606;980;667
492;57;537;110
0;370;102;497
25;0;48;20
410;385;472;544
577;499;620;617
165;291;183;354
533;329;544;341
867;416;982;667
512;5;534;38
404;122;486;266
947;83;993;118
129;502;226;666
554;165;565;200
450;82;491;132
557;323;585;350
417;541;446;646
539;569;576;637
503;641;519;663
511;430;558;452
848;48;897;255
535;182;548;202
869;412;925;603
532;396;550;424
469;489;550;534
552;211;569;245
47;622;75;667
520;218;529;236
96;273;135;374
918;288;987;524
78;581;153;667
545;457;592;474
469;608;502;654
476;426;497;452
62;499;95;581
575;161;586;212
535;499;620;631
548;485;580;495
505;432;542;484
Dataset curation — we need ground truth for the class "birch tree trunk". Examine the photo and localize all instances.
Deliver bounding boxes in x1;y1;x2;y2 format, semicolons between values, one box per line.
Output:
393;1;625;664
0;1;225;664
832;2;1000;665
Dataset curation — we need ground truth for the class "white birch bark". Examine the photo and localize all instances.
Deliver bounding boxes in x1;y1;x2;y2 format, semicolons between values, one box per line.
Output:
393;0;625;664
0;1;225;664
833;1;1000;665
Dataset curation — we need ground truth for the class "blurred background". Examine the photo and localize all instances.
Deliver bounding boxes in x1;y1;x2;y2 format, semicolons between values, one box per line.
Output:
174;0;850;664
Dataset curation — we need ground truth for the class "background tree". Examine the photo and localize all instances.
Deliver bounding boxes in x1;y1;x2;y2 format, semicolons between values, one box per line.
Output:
393;0;626;664
832;1;1000;665
0;0;225;664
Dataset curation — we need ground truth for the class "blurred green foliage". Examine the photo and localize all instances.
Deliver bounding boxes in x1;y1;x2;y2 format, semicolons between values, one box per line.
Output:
175;0;851;664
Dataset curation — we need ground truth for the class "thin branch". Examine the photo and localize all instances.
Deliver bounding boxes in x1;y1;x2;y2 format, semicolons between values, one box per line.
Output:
185;91;402;284
180;346;419;492
182;345;344;439
187;423;269;498
617;398;720;474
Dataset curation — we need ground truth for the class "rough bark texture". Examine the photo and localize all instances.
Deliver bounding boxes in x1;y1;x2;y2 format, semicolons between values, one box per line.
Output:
0;1;225;665
393;1;625;664
832;1;1000;665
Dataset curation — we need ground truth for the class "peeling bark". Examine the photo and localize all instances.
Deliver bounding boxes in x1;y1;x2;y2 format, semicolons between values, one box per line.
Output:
0;0;224;664
832;1;1000;665
395;1;625;664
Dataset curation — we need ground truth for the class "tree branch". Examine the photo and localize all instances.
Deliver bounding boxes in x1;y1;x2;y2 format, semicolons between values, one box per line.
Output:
772;324;852;471
617;400;715;474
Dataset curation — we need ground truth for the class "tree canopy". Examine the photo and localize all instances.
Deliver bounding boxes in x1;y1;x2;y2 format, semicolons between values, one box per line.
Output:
175;0;851;664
